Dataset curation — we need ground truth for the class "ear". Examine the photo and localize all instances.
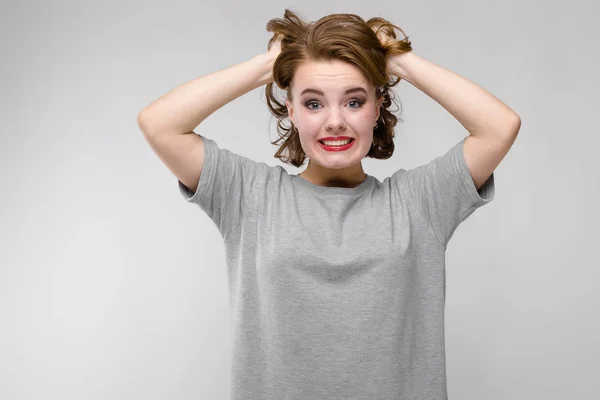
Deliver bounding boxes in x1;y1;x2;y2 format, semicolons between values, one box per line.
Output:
286;99;294;124
375;97;384;120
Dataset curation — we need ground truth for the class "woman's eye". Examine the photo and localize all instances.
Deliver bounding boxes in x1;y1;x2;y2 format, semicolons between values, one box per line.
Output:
304;99;364;110
348;100;364;108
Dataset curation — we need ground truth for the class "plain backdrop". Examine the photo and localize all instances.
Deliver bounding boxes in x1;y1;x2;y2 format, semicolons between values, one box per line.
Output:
1;0;598;399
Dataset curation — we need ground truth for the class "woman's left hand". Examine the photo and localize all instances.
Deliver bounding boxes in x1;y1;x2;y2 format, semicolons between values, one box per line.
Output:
372;26;410;79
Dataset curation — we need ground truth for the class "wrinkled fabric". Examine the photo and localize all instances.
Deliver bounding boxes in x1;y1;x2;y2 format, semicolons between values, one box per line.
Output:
178;134;495;400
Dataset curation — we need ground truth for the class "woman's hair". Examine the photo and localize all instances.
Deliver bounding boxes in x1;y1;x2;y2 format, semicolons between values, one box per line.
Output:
265;9;413;167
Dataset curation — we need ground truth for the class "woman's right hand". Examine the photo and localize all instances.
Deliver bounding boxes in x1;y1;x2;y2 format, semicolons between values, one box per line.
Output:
268;34;283;60
263;34;283;83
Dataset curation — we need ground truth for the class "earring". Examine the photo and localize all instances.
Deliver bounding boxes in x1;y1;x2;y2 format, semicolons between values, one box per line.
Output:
374;122;378;130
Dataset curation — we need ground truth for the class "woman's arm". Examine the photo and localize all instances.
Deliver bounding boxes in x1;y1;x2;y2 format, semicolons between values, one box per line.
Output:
137;52;276;137
389;52;520;140
138;34;283;137
389;52;521;190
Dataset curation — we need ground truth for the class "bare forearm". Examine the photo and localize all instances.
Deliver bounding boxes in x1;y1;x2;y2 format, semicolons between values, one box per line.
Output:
390;52;520;139
137;53;274;137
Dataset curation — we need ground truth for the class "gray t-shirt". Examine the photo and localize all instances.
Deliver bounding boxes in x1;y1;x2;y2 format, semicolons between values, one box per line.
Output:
178;134;495;400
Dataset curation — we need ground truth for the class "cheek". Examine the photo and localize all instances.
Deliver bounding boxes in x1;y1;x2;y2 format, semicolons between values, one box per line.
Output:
297;120;320;137
296;109;376;138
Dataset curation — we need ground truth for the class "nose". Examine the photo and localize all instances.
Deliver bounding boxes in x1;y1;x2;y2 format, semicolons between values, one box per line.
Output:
325;110;347;131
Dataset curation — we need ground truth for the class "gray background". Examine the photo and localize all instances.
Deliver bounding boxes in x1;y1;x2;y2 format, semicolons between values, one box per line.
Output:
1;0;598;399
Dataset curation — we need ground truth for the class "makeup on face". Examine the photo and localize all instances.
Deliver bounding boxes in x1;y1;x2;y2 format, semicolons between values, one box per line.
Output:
298;86;370;153
318;137;356;151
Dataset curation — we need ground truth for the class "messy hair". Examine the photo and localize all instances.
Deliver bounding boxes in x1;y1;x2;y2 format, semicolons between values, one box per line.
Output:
265;9;413;167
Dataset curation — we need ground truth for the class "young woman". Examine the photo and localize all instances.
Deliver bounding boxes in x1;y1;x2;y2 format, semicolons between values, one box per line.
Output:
138;9;520;400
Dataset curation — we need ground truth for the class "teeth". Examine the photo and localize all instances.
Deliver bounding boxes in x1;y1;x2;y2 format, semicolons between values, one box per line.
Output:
321;139;352;146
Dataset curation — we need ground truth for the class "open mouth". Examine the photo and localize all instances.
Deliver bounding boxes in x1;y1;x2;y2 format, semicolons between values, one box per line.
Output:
318;138;355;151
318;138;354;146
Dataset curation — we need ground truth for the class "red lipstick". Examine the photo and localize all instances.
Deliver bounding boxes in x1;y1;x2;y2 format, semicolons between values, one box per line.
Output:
318;138;355;152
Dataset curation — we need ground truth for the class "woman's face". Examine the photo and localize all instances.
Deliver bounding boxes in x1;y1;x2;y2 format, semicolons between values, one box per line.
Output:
285;60;383;183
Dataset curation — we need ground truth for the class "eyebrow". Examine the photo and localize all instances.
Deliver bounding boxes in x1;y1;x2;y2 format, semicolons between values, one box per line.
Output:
299;87;368;96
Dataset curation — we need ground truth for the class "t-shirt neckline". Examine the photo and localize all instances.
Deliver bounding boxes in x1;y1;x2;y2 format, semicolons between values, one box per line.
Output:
291;173;374;196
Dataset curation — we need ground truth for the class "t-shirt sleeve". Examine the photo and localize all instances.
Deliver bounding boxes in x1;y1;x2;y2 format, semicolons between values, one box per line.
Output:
177;134;263;242
396;136;495;248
